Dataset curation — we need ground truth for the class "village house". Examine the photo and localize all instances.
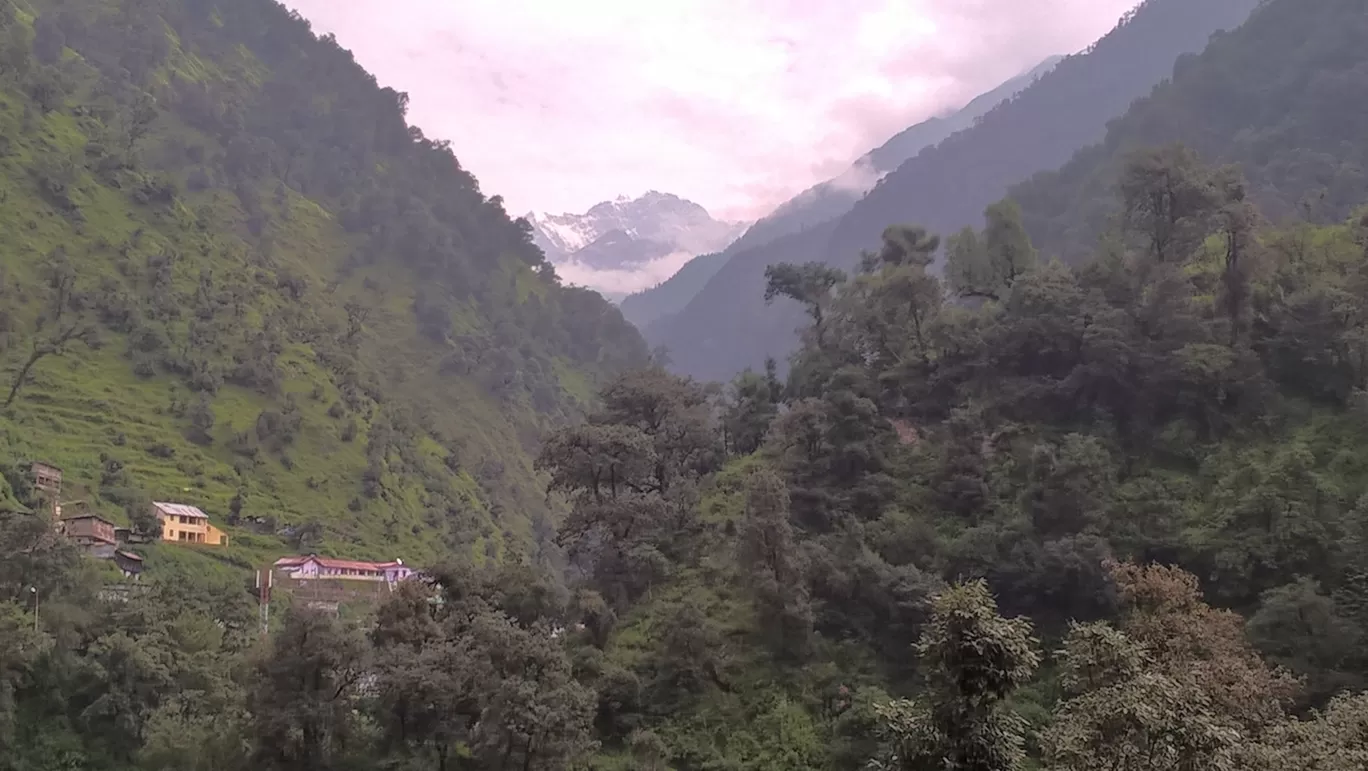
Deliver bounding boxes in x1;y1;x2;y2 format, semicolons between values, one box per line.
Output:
87;544;146;579
272;555;415;584
59;513;117;548
153;501;229;546
112;549;144;579
30;461;62;518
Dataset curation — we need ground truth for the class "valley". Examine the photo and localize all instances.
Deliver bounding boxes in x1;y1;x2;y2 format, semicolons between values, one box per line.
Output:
5;1;1368;770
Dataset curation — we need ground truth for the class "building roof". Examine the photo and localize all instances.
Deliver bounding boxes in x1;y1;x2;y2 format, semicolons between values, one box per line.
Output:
152;502;208;519
274;554;410;572
62;512;116;525
115;550;144;562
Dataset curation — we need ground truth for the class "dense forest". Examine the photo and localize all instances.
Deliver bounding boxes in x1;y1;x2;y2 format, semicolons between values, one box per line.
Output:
8;0;1368;769
1014;0;1368;260
646;0;1260;384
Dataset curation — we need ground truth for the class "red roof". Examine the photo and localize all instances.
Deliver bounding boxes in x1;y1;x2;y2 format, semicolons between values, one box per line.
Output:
274;555;408;572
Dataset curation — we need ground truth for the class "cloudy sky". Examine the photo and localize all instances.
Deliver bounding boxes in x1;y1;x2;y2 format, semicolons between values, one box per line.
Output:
284;0;1137;222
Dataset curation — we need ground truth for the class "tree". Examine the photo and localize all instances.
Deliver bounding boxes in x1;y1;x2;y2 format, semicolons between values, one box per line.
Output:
840;225;947;380
871;580;1039;771
1119;144;1222;264
1214;168;1260;346
342;299;371;343
541;370;718;609
5;252;98;407
0;601;48;741
722;369;779;456
249;607;367;771
1239;693;1368;771
372;629;479;771
227;489;245;526
126;494;158;538
187;393;215;445
947;200;1038;301
595;368;719;494
467;616;595;771
764;262;847;347
738;468;812;658
1043;562;1298;771
864;224;940;271
121;90;159;158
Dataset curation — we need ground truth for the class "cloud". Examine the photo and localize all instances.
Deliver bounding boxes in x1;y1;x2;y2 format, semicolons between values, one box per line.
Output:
827;157;889;195
283;0;1138;221
553;251;700;296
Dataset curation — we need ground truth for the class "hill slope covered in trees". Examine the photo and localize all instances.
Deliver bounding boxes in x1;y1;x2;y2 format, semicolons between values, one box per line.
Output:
0;0;647;567
647;0;1260;383
12;0;1368;770
1014;0;1368;258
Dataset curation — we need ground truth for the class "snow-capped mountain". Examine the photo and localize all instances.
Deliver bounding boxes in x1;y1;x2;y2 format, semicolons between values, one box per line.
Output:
527;192;746;296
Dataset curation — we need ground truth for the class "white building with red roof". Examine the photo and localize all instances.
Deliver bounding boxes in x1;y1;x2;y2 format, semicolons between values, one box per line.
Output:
272;554;414;584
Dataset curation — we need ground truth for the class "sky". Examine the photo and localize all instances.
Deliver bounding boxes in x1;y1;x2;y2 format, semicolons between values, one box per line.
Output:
284;0;1138;222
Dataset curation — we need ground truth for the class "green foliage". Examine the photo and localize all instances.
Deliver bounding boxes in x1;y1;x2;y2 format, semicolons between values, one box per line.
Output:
0;0;647;569
11;0;1368;769
1017;0;1368;260
946;200;1038;301
870;581;1039;771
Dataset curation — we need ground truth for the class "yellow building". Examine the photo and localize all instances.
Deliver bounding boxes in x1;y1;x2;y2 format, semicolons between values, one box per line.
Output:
153;501;229;546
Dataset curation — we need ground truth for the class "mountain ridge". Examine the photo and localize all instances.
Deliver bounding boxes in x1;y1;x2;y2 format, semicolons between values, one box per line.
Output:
527;191;745;296
647;0;1262;383
619;53;1064;331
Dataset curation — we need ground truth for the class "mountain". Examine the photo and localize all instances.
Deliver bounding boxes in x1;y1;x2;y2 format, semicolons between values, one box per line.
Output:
544;0;1368;762
648;0;1262;383
0;0;648;568
14;2;1368;771
527;192;745;297
619;55;1064;331
726;54;1066;258
1013;0;1368;259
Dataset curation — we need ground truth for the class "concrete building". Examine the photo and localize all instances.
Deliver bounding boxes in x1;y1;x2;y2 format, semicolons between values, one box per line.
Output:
153;502;229;546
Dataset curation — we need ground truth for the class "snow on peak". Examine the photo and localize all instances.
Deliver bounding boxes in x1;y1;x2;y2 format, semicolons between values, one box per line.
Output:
526;192;748;295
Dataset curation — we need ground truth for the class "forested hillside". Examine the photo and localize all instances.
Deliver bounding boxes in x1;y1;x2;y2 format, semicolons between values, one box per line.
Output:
1015;0;1368;259
11;0;1368;769
0;0;647;567
649;0;1259;383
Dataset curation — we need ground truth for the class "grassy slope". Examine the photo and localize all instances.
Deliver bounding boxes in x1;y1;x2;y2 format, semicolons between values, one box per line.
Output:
0;3;621;579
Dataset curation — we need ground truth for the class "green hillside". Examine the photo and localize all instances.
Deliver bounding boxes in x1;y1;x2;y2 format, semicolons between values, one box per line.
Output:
1014;0;1368;260
0;0;647;568
10;0;1368;770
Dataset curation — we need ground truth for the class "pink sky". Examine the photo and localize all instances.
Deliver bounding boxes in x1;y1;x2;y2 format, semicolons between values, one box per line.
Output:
284;0;1138;221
